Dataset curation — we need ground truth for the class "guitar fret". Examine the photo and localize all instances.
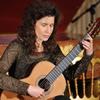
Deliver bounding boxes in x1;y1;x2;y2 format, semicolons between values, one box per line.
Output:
60;59;69;69
53;67;61;77
47;74;54;83
47;74;56;84
69;53;75;60
64;57;71;65
74;46;80;53
71;49;77;57
46;67;61;83
67;55;72;62
58;64;66;72
62;59;67;70
58;63;68;72
49;71;57;81
50;67;61;81
54;67;61;75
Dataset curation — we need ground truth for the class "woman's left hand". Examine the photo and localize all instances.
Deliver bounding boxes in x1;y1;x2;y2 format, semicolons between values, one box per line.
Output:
82;34;93;55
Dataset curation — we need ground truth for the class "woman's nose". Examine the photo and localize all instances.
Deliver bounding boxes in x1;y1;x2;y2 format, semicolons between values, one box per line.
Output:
46;26;52;33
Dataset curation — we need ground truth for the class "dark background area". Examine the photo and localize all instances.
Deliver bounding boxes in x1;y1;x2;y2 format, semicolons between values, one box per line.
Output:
0;0;83;40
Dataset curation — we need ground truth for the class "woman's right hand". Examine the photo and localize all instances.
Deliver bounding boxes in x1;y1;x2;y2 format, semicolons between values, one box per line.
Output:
27;85;44;98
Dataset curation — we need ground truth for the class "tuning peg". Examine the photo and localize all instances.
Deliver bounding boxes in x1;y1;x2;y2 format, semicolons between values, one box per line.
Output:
86;27;89;31
86;23;92;31
88;23;91;27
86;21;94;31
90;20;93;24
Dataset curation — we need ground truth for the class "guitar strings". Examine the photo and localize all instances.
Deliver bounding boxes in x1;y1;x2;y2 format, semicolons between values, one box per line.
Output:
39;44;82;90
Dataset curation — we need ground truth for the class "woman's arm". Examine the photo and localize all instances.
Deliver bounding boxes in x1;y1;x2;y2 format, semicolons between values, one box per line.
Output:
64;35;94;80
63;53;93;80
0;41;29;95
0;40;44;97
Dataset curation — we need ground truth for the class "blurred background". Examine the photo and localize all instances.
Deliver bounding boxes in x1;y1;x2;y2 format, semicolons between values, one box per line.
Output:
0;0;100;100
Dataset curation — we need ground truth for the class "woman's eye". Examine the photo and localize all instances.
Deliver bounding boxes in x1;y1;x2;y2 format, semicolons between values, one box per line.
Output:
50;24;54;28
42;23;46;27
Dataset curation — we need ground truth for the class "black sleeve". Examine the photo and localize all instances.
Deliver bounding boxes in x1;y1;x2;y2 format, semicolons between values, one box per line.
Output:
49;45;65;65
63;52;93;80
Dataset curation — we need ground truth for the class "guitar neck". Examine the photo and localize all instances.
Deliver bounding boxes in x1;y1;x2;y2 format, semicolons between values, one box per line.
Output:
46;43;83;84
45;16;100;84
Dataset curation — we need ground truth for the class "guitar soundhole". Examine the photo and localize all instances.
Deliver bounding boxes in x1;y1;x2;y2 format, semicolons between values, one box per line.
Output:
38;78;50;92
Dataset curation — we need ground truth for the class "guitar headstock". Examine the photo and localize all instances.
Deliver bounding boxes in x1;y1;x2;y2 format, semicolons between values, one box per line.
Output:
87;18;100;38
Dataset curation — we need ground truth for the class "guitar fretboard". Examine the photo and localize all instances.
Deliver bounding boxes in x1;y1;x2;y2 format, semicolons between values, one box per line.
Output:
46;43;83;84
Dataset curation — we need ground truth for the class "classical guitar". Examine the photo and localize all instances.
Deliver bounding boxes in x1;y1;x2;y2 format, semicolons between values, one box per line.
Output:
1;18;100;100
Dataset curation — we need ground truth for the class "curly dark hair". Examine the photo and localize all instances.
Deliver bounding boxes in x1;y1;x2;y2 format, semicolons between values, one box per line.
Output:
17;0;61;54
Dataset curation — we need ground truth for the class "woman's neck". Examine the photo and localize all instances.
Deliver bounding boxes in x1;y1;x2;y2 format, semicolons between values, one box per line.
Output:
35;38;44;52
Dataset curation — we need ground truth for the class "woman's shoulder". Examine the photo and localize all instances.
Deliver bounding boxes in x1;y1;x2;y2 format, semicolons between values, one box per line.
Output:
7;39;23;51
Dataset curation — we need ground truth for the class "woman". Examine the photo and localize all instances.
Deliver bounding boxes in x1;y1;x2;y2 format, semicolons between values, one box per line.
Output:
0;0;93;99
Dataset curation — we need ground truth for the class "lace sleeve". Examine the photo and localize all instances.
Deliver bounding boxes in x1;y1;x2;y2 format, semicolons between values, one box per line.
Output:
74;53;93;78
0;41;19;73
0;40;29;95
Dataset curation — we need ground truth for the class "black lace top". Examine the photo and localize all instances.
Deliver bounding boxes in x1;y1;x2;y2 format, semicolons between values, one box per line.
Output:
0;39;93;95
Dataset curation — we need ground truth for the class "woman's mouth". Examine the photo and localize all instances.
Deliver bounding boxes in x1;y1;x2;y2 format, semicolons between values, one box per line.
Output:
43;35;50;38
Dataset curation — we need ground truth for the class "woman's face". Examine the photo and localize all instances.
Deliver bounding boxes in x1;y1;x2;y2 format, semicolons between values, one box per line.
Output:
34;16;55;42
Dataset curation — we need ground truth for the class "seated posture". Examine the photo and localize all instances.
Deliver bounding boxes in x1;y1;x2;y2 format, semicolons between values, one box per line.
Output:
0;0;93;100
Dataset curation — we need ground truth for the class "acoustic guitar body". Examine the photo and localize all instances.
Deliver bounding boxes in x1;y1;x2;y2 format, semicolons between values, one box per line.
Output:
1;61;66;100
